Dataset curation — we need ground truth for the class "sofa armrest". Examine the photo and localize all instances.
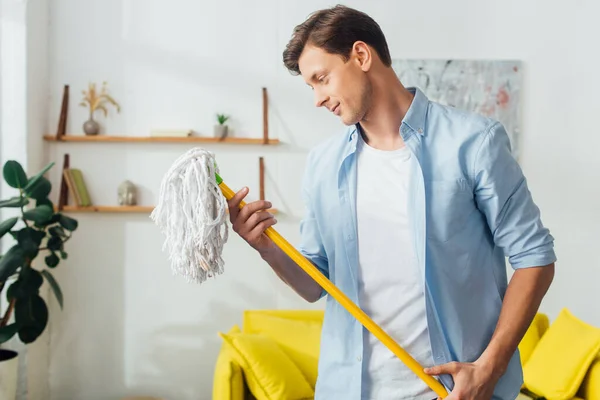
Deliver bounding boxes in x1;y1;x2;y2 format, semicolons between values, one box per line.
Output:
579;357;600;400
212;346;245;400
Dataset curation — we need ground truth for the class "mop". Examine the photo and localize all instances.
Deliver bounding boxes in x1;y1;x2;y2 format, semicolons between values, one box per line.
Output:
150;147;448;398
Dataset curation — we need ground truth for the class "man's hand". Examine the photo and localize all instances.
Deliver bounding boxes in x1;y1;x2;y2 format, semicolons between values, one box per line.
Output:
227;187;324;302
424;359;499;400
228;186;277;253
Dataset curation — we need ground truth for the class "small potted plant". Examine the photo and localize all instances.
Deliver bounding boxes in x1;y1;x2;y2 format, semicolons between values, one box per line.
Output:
0;160;78;399
214;113;230;140
80;81;121;135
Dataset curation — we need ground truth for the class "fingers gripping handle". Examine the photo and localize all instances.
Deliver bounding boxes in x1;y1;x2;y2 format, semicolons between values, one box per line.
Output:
218;179;448;398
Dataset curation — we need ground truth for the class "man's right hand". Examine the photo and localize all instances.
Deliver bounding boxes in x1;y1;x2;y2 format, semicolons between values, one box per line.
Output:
228;186;277;253
228;186;324;303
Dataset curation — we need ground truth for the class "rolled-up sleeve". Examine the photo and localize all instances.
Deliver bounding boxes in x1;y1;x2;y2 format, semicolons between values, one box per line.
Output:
299;152;329;299
473;121;557;269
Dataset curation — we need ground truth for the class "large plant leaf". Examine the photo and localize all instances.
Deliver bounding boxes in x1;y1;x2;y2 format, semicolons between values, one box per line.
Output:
47;236;62;251
0;245;25;281
0;197;29;208
6;269;43;301
0;217;18;238
7;280;22;301
3;160;28;189
20;268;43;294
16;227;45;258
58;214;78;231
23;162;54;193
0;323;19;344
22;205;53;225
45;252;59;268
36;198;54;209
15;294;48;344
41;270;63;309
49;226;66;238
25;177;51;201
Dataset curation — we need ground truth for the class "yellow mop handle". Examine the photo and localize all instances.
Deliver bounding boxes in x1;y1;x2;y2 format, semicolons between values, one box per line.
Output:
218;179;448;398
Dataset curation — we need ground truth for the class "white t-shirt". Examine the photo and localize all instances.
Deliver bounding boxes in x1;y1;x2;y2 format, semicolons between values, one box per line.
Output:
356;133;436;400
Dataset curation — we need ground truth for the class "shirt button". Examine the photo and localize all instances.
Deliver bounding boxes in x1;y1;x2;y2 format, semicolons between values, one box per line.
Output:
418;128;423;133
347;234;352;240
357;356;362;362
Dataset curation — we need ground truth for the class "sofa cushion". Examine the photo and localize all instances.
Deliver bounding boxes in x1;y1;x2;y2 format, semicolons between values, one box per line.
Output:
242;311;323;389
523;308;600;400
218;330;314;400
213;325;245;400
519;313;549;368
578;357;600;400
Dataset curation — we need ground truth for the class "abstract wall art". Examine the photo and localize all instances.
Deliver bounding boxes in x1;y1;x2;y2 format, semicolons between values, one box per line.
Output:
391;59;523;158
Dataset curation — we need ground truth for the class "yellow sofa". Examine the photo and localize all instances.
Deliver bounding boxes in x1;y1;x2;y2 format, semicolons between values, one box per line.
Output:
213;310;324;400
516;309;600;400
213;309;600;400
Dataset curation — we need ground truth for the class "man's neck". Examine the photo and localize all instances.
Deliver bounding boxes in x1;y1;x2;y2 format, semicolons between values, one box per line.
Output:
358;75;414;151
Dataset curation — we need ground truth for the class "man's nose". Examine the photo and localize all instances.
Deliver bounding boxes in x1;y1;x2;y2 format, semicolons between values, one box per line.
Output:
314;90;328;108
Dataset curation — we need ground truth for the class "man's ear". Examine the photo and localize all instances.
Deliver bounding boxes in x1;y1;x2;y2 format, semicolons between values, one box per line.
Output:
352;41;372;72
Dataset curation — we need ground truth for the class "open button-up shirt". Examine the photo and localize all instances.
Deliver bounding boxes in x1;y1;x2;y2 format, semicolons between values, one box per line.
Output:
299;87;556;400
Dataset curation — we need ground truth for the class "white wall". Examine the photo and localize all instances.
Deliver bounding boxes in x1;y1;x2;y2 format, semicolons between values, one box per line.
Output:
9;0;599;399
1;0;51;398
0;2;30;398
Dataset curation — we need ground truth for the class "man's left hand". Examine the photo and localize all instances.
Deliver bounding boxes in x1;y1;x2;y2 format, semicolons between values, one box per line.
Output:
424;359;500;400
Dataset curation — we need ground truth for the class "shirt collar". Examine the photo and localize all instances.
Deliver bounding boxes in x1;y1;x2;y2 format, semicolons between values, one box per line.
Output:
402;86;428;136
347;86;429;143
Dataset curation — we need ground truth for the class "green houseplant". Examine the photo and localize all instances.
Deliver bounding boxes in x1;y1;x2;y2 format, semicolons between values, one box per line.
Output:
214;113;230;140
0;160;77;345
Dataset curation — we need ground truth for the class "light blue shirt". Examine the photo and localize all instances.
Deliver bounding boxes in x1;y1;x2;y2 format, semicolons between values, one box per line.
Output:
299;87;556;400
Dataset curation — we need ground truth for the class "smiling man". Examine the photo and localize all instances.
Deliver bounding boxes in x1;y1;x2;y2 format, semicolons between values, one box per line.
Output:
226;4;556;400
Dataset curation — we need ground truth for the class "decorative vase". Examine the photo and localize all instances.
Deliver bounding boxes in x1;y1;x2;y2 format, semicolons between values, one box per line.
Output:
0;349;18;400
214;124;228;140
83;117;100;135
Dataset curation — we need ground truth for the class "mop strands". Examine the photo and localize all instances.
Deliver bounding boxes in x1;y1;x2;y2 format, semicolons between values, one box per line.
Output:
150;148;228;284
150;147;449;399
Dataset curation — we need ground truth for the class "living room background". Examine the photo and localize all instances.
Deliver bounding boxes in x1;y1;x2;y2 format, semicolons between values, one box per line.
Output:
0;0;598;399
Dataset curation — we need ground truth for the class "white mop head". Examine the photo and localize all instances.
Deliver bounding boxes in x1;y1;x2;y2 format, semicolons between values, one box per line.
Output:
150;147;229;284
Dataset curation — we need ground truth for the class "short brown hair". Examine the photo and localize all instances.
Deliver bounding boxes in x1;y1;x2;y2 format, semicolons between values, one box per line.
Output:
282;5;392;75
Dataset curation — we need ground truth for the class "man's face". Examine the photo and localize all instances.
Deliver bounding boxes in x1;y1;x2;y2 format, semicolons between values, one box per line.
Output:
298;44;372;126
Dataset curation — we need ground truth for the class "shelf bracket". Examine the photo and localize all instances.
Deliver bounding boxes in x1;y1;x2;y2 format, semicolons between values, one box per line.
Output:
55;85;69;140
258;156;277;213
262;87;269;144
259;156;265;201
57;153;70;210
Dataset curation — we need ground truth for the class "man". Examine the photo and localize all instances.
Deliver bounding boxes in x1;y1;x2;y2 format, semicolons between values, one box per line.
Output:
227;5;556;400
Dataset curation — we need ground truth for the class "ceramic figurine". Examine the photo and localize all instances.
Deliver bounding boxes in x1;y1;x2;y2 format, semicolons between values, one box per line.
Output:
118;180;137;205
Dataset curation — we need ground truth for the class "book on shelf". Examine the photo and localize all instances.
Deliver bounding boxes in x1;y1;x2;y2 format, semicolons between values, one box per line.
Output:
63;168;92;207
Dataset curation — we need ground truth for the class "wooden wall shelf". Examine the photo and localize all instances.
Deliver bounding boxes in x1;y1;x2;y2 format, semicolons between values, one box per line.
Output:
57;205;278;214
43;135;280;145
52;87;279;216
58;205;154;213
56;154;278;214
49;87;275;144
